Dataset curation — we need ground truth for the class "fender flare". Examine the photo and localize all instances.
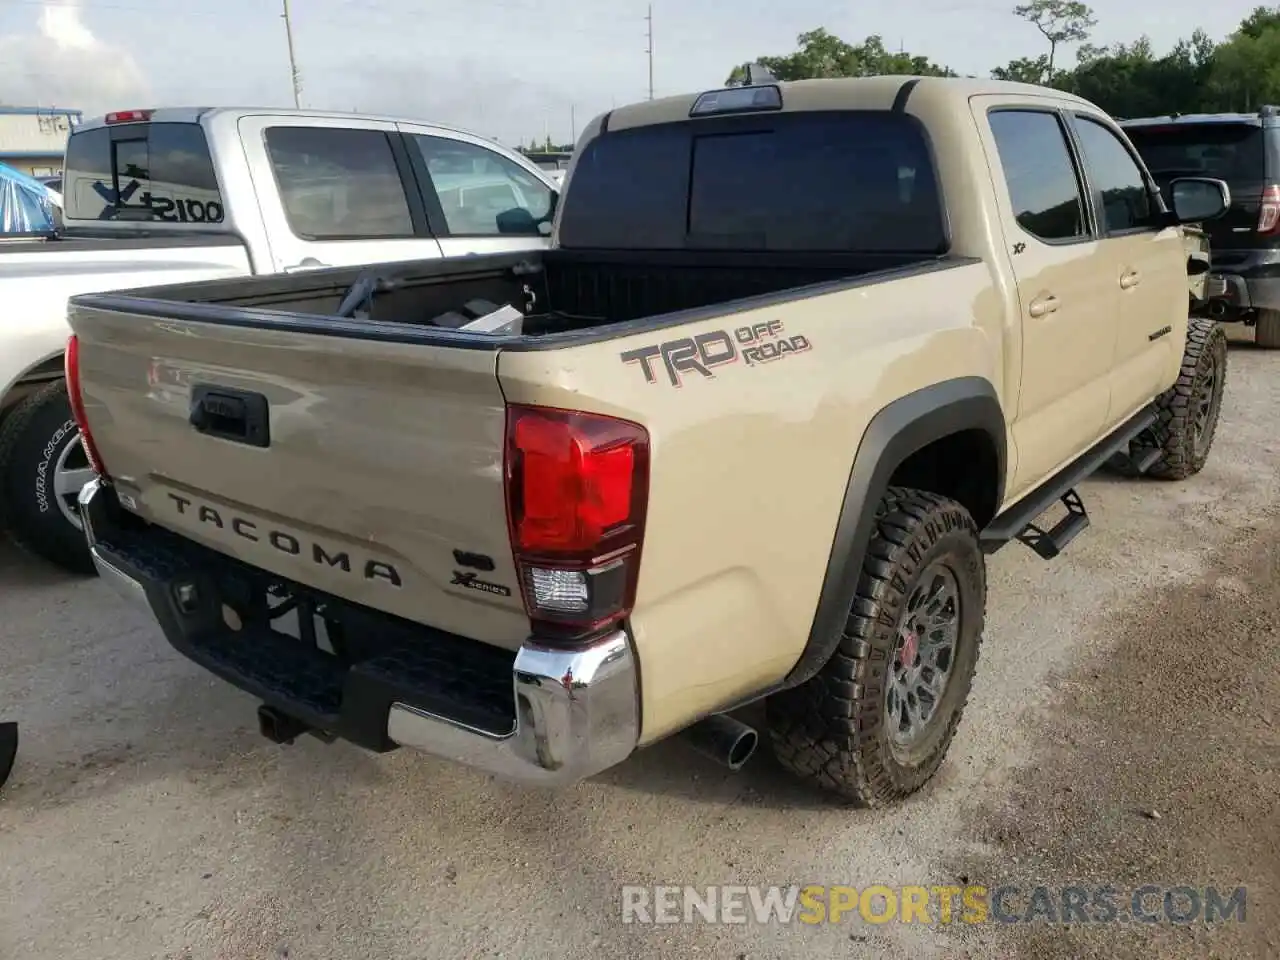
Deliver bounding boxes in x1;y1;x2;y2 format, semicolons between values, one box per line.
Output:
783;376;1006;688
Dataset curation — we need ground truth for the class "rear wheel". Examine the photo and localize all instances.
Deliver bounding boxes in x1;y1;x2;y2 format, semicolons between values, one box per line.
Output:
1256;309;1280;349
766;487;985;806
0;380;97;574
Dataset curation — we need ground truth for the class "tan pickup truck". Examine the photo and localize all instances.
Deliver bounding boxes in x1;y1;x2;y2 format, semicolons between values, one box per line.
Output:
66;75;1230;807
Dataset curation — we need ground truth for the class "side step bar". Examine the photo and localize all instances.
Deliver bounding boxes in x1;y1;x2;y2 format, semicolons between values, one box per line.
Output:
1013;488;1088;560
981;404;1158;559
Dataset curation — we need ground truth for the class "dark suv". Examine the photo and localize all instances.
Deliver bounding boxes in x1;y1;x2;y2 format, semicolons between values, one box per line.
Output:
1122;107;1280;348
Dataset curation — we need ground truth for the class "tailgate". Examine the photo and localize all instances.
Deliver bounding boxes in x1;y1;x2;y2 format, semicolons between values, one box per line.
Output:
70;303;530;649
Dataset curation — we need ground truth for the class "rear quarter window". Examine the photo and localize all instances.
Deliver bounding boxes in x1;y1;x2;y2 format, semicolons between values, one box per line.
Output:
558;111;947;253
63;122;224;223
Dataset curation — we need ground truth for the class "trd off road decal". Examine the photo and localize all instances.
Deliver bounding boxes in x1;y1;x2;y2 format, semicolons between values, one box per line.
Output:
619;320;812;387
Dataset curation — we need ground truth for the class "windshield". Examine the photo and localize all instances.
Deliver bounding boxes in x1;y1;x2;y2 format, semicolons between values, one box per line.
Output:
63;121;226;223
1124;123;1266;182
558;110;946;253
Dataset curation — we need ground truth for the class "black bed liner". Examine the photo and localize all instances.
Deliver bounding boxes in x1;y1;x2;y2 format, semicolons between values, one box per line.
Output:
69;247;978;353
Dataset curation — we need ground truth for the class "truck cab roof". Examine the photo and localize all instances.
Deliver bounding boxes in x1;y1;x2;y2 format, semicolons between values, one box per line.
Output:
594;75;1098;133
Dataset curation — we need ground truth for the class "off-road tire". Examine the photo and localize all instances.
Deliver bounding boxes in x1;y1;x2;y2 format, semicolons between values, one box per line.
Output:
1256;309;1280;349
766;488;985;807
1129;318;1228;481
0;380;96;575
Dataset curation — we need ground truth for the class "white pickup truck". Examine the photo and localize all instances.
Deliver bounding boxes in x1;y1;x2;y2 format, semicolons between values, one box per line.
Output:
0;106;560;573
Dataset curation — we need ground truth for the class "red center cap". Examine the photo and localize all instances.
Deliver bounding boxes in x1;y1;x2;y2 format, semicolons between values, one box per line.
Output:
900;629;918;668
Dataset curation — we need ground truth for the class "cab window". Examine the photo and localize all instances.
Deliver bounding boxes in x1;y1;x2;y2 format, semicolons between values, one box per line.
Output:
987;109;1088;243
411;136;553;236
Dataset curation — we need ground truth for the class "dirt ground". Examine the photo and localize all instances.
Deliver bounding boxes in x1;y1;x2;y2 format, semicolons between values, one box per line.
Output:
0;331;1277;959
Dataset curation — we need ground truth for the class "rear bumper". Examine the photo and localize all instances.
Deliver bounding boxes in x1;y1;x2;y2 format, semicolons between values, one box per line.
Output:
1204;272;1280;312
1206;250;1280;313
78;477;640;786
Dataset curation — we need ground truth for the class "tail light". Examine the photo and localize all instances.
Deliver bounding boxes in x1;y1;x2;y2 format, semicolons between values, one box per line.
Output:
104;110;154;124
64;335;108;477
504;403;649;644
1259;184;1280;235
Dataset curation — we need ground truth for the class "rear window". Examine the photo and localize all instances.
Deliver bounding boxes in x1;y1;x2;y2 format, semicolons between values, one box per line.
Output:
1123;122;1267;183
63;121;224;223
558;111;946;253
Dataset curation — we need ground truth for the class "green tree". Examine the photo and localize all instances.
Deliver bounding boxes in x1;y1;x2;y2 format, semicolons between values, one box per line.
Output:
1052;32;1217;117
1239;4;1280;39
1013;0;1097;81
992;54;1051;83
725;28;954;84
1208;13;1280;111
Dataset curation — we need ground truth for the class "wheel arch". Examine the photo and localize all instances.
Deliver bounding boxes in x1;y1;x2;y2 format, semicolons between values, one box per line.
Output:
783;376;1006;688
1;351;66;421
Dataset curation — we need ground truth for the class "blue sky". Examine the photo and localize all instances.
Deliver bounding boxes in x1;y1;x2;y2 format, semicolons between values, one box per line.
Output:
0;0;1269;147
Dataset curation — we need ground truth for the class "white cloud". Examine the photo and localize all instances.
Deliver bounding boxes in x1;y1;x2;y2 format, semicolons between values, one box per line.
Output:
0;0;148;112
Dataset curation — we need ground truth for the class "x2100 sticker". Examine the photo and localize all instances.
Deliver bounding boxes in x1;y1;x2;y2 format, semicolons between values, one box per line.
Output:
620;320;812;387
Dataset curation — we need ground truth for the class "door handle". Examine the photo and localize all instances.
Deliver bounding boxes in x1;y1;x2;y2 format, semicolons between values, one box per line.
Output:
283;257;329;273
1028;294;1060;318
1120;270;1141;289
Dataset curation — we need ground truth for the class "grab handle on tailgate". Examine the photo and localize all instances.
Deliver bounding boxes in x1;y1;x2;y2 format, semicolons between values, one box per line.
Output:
189;385;271;448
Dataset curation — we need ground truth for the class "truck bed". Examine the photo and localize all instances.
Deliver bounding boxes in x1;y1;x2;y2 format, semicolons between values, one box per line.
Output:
73;247;952;344
66;244;975;658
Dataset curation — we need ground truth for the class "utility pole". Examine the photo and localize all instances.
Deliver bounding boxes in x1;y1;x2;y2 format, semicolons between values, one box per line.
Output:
570;103;576;143
645;4;654;100
282;0;302;109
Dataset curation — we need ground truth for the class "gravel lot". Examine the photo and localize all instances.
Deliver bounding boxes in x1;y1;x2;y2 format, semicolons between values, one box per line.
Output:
1;331;1276;960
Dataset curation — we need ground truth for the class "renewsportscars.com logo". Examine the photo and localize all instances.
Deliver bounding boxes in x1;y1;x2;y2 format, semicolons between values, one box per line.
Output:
620;884;1248;926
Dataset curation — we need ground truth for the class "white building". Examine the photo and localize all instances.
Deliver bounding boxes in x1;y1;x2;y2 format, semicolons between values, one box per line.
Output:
0;107;83;178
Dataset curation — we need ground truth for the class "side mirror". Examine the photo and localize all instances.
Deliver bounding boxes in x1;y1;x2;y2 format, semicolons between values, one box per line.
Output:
495;207;538;235
1168;177;1231;223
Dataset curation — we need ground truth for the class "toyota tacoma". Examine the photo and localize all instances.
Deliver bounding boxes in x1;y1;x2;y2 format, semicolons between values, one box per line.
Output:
65;75;1229;805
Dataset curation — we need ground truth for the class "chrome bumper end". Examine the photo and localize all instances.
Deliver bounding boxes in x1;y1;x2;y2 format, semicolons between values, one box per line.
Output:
387;631;639;786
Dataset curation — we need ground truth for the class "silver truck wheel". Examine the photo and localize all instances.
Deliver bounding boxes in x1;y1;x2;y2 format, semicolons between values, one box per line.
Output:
0;380;97;574
766;487;985;807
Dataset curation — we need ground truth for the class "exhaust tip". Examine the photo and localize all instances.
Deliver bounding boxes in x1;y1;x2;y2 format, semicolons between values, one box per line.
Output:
679;713;759;772
725;727;758;771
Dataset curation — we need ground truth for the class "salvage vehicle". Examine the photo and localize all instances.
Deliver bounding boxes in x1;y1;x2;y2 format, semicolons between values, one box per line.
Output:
68;75;1229;805
0;107;559;573
1122;107;1280;347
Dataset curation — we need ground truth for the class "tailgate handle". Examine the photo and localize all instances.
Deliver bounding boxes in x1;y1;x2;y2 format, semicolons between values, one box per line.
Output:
189;385;271;448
